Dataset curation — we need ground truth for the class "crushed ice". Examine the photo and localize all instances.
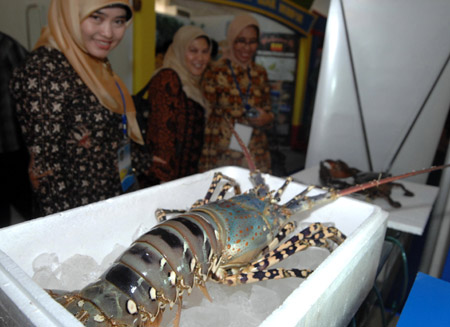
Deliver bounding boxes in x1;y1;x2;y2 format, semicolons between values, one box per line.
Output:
31;222;332;326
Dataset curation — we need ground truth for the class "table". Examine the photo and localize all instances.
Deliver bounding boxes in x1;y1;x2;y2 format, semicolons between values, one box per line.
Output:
291;166;439;236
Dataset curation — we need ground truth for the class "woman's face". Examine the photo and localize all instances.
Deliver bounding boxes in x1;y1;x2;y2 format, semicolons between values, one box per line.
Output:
185;37;210;76
80;7;128;59
232;25;259;66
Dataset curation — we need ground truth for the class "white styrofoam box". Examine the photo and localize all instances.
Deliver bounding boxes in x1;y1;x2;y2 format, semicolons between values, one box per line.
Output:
0;167;388;327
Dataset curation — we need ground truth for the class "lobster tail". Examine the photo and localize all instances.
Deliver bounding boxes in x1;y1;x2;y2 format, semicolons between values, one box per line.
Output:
51;212;222;327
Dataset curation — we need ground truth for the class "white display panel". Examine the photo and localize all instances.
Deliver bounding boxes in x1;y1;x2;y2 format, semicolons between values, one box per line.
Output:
306;0;450;184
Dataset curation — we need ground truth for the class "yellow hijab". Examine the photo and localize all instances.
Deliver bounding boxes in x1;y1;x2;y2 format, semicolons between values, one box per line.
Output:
223;13;260;67
34;0;144;144
159;25;211;113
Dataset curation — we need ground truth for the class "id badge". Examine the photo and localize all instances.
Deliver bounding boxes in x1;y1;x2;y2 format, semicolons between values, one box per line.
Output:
229;123;253;152
117;140;137;192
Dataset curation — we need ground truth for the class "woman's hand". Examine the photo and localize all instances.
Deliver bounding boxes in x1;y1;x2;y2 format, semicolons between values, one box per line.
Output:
247;107;274;128
28;153;53;190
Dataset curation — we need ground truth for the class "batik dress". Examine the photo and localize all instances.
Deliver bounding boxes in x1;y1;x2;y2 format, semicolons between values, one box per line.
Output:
199;58;272;173
145;68;205;182
10;47;151;217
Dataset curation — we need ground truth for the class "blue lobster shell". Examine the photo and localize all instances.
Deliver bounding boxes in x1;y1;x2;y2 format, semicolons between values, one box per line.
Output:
48;170;343;327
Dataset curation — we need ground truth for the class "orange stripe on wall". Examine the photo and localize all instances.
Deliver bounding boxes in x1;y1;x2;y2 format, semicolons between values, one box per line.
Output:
133;0;156;93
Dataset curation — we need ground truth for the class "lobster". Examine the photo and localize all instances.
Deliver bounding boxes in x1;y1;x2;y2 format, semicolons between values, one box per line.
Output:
319;159;415;208
47;128;450;327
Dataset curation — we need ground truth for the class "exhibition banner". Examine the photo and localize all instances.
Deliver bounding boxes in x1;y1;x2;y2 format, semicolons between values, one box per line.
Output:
200;0;316;35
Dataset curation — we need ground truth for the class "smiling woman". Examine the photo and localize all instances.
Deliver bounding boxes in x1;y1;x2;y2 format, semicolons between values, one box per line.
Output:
185;37;211;76
144;25;212;184
232;25;259;65
199;13;274;173
9;0;155;218
80;7;128;60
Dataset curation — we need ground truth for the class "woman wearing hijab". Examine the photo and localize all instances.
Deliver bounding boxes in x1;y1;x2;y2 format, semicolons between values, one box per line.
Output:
145;25;211;183
9;0;152;217
199;13;274;173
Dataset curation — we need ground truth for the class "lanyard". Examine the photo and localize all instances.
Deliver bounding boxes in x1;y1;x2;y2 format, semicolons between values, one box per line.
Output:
227;60;252;112
115;81;128;138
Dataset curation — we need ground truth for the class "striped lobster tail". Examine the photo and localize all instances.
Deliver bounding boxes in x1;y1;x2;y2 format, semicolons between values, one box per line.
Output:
51;214;222;327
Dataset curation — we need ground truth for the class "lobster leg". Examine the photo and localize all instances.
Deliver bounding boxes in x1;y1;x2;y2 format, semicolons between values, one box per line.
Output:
265;222;297;252
221;223;346;286
228;267;314;285
365;190;402;208
391;182;414;196
250;223;346;272
156;173;241;222
284;188;338;213
156;209;187;222
215;182;236;201
272;177;293;202
191;172;241;207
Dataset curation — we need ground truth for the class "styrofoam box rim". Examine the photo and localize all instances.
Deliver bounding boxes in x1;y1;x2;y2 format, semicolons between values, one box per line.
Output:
261;205;387;326
0;166;388;327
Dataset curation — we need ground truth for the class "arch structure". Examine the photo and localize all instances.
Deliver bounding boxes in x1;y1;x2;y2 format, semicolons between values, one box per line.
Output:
199;0;317;36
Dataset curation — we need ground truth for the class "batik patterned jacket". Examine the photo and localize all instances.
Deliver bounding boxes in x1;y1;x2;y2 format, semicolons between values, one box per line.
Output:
145;68;205;183
199;58;272;173
10;47;151;217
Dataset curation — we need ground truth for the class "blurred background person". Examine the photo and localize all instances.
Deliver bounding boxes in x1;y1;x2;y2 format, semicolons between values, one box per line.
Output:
200;13;274;173
9;0;153;217
145;25;211;183
0;31;32;226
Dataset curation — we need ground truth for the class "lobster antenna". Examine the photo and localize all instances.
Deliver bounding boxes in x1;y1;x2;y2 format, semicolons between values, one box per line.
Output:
227;119;257;172
337;163;450;197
